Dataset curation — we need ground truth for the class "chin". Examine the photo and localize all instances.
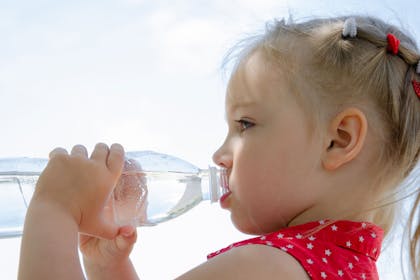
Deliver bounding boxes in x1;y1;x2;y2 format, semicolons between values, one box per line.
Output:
230;215;267;235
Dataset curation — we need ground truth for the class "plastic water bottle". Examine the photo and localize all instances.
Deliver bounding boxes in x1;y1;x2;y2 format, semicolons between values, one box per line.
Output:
0;151;228;238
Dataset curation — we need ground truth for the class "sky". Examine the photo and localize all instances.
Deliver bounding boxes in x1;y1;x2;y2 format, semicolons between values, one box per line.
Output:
0;0;419;279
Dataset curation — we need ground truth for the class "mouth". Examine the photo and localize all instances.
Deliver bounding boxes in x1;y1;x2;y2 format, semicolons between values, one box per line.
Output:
220;190;232;208
220;181;232;208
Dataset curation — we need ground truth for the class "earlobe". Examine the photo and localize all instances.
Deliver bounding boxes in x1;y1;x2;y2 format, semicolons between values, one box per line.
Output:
322;108;368;171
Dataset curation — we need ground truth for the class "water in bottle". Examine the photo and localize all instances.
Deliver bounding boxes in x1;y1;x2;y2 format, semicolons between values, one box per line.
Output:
0;151;229;238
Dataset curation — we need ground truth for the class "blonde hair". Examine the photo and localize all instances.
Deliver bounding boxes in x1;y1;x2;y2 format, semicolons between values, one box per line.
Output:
225;15;420;279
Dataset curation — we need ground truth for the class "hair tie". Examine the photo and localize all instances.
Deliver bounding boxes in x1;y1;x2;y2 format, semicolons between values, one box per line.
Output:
342;18;357;38
412;80;420;98
386;33;400;55
410;61;420;99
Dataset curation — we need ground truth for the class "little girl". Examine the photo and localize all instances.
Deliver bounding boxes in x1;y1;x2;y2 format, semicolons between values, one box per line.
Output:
18;15;419;280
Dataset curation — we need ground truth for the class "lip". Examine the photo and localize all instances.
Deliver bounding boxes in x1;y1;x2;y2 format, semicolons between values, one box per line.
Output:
220;190;232;209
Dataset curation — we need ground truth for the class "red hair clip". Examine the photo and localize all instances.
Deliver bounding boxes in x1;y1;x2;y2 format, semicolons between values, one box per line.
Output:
387;33;400;55
412;80;420;98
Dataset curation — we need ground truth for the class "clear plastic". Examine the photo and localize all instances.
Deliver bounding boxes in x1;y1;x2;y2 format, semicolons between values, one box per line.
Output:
112;151;229;226
0;151;228;238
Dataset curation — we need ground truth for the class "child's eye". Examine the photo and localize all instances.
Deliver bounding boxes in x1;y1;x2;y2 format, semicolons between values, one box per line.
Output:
235;119;255;132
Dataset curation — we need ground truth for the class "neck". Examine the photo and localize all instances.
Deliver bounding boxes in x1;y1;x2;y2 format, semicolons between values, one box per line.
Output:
289;165;381;227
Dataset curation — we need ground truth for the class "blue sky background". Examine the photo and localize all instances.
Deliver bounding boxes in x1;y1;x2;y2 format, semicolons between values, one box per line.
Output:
0;0;418;279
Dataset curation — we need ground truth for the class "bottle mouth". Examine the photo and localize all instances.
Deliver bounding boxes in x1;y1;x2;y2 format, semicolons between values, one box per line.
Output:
219;168;230;193
208;166;230;203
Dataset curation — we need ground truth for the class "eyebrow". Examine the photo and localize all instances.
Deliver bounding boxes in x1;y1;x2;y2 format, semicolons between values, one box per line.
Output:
224;100;256;121
229;100;255;110
226;89;256;110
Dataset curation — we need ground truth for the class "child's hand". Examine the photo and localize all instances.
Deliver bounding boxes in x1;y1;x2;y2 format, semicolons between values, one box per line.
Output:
33;143;125;239
79;226;137;278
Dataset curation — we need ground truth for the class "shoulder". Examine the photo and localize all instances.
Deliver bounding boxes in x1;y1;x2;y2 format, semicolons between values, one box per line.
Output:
176;244;311;280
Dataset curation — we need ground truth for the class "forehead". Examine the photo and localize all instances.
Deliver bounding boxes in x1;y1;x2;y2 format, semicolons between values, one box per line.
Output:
226;51;286;112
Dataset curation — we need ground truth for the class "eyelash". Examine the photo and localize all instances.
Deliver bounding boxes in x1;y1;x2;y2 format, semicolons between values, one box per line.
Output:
235;119;255;132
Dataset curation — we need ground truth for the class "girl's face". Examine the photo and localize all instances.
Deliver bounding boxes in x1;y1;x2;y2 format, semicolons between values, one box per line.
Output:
213;51;326;235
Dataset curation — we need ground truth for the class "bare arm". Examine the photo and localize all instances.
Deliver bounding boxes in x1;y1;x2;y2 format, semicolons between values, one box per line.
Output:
83;257;139;280
18;199;84;280
176;244;310;280
19;211;139;280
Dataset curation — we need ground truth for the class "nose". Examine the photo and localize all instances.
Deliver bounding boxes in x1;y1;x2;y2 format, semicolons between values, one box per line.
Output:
212;139;232;169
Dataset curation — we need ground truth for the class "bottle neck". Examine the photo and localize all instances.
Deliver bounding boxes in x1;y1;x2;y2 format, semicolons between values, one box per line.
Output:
200;167;228;203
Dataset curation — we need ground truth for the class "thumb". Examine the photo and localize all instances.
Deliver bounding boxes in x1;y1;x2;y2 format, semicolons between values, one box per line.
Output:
116;226;137;250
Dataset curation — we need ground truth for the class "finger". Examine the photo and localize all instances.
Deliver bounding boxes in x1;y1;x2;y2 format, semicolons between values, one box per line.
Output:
70;144;88;158
95;220;119;240
115;226;137;250
107;143;125;176
49;147;68;159
78;232;93;247
90;143;109;162
119;225;137;240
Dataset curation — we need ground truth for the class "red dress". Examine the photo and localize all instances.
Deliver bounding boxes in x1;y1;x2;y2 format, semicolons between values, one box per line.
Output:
208;220;383;280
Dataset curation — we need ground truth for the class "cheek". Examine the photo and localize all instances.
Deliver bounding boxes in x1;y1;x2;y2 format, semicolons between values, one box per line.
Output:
231;146;285;196
232;156;304;227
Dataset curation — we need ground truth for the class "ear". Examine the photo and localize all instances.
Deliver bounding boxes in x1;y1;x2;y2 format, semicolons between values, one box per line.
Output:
322;108;368;171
